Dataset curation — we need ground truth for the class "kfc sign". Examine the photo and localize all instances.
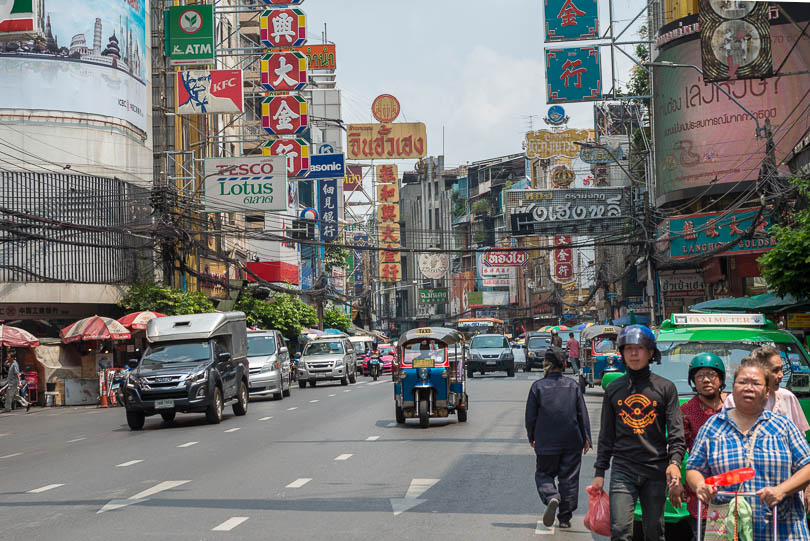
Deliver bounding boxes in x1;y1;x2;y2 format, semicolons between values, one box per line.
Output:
260;8;306;48
176;70;244;114
263;138;310;178
260;51;308;92
262;95;308;135
483;250;529;267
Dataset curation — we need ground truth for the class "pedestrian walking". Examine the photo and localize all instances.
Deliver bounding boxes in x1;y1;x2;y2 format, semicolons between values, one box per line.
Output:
678;353;728;540
551;329;562;348
525;346;592;529
592;325;685;541
3;352;20;413
687;357;810;541
566;332;580;374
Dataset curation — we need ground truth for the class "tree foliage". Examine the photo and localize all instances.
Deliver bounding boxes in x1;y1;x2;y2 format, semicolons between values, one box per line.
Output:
235;292;317;339
758;179;810;299
324;242;350;273
119;283;216;315
323;305;351;332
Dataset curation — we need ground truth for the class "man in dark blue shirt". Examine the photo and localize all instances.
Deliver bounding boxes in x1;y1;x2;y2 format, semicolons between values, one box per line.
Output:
525;346;592;529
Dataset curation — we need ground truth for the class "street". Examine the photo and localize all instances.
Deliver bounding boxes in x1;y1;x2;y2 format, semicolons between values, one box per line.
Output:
0;370;606;541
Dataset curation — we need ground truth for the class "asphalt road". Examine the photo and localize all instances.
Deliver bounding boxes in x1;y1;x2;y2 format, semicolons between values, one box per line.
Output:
0;370;607;541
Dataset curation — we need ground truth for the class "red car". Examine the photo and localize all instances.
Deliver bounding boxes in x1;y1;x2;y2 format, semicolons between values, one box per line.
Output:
362;344;396;375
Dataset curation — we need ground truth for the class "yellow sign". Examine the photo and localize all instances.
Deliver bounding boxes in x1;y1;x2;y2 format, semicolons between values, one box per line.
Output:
347;123;427;159
376;164;398;183
416;328;434;335
787;313;810;329
525;129;593;159
376;183;399;203
378;262;402;283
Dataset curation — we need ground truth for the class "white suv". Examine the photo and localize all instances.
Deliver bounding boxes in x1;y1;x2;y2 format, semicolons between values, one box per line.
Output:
297;335;357;387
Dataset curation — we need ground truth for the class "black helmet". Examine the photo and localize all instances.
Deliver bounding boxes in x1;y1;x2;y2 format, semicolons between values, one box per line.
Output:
544;346;566;368
617;325;661;364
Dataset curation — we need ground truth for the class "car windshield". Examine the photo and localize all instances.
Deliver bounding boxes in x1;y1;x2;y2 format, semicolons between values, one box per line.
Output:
247;335;276;357
379;347;394;355
352;342;367;354
594;337;617;353
471;336;509;349
528;337;550;348
142;341;210;366
656;340;810;396
304;341;344;355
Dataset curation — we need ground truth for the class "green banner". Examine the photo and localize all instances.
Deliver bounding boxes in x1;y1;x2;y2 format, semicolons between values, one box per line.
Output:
419;288;448;304
165;5;215;66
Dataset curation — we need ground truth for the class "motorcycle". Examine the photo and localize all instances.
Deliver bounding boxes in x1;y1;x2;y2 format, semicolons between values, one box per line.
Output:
368;353;381;381
110;367;130;407
0;373;31;412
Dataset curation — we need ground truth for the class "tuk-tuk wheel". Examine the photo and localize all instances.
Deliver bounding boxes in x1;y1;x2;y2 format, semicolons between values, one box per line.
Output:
418;398;429;428
457;406;467;423
395;406;405;424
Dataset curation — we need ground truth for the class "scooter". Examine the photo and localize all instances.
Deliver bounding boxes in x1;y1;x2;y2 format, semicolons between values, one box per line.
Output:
110;366;130;407
368;353;381;381
0;374;31;411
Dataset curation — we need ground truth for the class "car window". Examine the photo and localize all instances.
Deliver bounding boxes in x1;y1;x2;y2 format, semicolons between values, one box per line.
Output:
304;341;344;355
142;341;211;366
528;337;549;348
656;339;810;395
247;335;276;356
471;336;509;349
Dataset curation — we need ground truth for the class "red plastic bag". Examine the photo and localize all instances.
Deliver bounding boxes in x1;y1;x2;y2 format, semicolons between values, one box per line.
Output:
584;485;611;537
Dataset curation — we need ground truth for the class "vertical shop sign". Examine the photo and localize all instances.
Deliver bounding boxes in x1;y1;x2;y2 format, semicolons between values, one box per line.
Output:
545;46;601;103
551;235;577;284
260;8;307;48
260;51;308;92
262;95;308;135
544;0;599;41
318;178;338;242
263;138;310;177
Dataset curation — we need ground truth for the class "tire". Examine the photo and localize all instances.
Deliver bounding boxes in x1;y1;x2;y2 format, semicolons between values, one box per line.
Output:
282;375;291;397
340;373;349;386
233;381;248;416
311;380;317;387
206;387;223;424
523;366;530;373
418;396;429;428
126;410;145;430
299;380;307;389
349;367;357;384
507;369;515;377
467;368;474;378
395;405;405;424
373;374;378;381
273;390;283;400
457;406;467;423
160;410;176;422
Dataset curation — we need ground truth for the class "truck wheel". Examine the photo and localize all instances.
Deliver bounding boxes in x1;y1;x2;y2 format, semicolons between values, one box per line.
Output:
273;390;282;400
299;380;307;389
457;406;468;423
206;387;223;424
523;366;530;372
467;368;474;378
282;375;291;397
395;406;405;424
349;367;357;384
233;381;248;416
311;380;317;387
507;369;515;377
418;397;429;428
160;410;176;422
340;374;349;386
126;410;145;431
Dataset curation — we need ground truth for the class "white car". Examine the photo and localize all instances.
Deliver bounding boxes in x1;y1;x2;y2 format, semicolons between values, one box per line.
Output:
247;330;292;400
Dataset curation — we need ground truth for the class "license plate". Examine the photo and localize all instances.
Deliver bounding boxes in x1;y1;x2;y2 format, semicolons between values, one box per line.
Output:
316;373;327;378
155;399;174;409
486;361;497;365
413;358;433;368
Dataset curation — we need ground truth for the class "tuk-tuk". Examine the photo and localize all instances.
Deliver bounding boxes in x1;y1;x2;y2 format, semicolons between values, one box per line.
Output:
580;325;624;387
394;327;468;428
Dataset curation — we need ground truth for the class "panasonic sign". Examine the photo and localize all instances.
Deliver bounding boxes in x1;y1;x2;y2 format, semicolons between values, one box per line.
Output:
306;153;346;179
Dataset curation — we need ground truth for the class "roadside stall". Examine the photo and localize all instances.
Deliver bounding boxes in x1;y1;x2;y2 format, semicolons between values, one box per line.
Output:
0;325;41;405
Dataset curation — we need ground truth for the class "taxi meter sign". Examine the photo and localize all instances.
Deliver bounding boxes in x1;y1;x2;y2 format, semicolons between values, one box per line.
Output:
203;156;287;212
672;313;766;326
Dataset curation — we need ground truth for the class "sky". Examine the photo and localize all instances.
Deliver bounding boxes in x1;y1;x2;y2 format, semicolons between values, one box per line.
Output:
306;0;646;170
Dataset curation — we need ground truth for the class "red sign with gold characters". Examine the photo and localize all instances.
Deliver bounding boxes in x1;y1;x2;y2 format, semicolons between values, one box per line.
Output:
260;8;307;48
371;94;401;123
260;51;308;92
483;250;529;267
262;95;308;135
551;235;575;284
263;138;310;177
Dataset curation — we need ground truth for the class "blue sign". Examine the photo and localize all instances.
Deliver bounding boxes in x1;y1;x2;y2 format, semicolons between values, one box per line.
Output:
307;153;345;179
318;178;339;242
545;105;568;126
544;0;599;42
317;143;336;154
300;261;313;290
545;46;601;104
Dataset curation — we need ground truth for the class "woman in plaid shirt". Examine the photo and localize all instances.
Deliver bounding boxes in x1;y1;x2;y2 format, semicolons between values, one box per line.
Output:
686;358;810;540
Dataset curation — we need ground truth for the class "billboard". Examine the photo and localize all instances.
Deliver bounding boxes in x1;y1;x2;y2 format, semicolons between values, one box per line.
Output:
0;0;148;133
176;70;244;114
653;14;810;203
525;128;592;159
699;0;771;83
203;156;287;213
347;123;427;159
506;188;629;235
306;153;345;179
344;164;362;192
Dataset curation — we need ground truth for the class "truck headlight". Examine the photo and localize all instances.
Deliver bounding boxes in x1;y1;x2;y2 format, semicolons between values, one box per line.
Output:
188;370;208;383
472;353;482;360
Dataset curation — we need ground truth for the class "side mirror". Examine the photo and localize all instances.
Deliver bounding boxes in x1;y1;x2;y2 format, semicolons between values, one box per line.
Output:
218;352;231;362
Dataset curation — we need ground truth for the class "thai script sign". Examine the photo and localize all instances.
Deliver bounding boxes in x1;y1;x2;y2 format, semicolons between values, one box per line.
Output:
262;95;308;135
165;5;215;66
260;51;308;92
203;156;287;212
579;144;623;164
506;188;628;235
318;178;338;242
176;69;244;114
344;165;362;192
544;0;599;42
483;250;529;267
660;272;705;298
263;138;310;177
419;289;448;305
372;94;400;123
668;209;774;259
260;8;306;48
787;313;810;330
545;46;601;103
347;123;427;159
525;128;592;159
295;43;335;70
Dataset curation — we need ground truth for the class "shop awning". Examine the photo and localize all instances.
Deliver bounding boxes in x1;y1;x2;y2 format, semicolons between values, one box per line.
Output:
690;293;810;313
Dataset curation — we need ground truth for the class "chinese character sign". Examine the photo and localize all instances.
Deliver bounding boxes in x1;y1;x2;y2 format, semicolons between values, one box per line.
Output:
376;164;398;184
376;183;399;203
377;175;401;283
260;8;306;48
262;0;304;4
551;235;577;284
668;209;774;259
262;95;308;135
263;138;310;177
545;46;601;103
318;178;339;242
260;51;308;92
544;0;599;42
347;123;426;159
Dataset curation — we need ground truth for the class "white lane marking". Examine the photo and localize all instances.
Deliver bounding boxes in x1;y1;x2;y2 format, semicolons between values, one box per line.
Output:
405;478;439;499
286;407;298;411
212;517;249;532
386;422;397;427
224;428;240;433
67;437;86;443
328;394;336;397
28;484;64;494
535;521;555;535
177;441;198;448
116;460;143;468
366;436;380;441
390;479;440;516
99;480;191;513
0;433;10;437
368;381;388;385
285;478;311;488
0;453;22;459
343;390;352;393
259;416;273;421
309;399;319;403
334;454;353;461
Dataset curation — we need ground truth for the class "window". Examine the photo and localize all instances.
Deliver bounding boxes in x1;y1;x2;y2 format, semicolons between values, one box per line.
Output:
247;335;276;356
471;336;509;349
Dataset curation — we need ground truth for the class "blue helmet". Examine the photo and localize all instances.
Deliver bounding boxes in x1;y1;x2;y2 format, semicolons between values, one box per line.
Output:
617;325;661;364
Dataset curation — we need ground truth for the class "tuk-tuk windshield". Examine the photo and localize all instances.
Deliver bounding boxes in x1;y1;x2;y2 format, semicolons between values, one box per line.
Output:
400;341;448;367
594;337;617;353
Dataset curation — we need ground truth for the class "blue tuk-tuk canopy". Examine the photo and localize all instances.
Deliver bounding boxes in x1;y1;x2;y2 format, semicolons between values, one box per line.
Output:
398;327;464;347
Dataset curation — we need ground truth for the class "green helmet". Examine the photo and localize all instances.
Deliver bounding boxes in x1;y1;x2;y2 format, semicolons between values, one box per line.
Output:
688;352;726;390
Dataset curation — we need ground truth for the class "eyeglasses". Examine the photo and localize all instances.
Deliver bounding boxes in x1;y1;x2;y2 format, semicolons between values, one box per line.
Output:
695;372;719;382
734;380;766;389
